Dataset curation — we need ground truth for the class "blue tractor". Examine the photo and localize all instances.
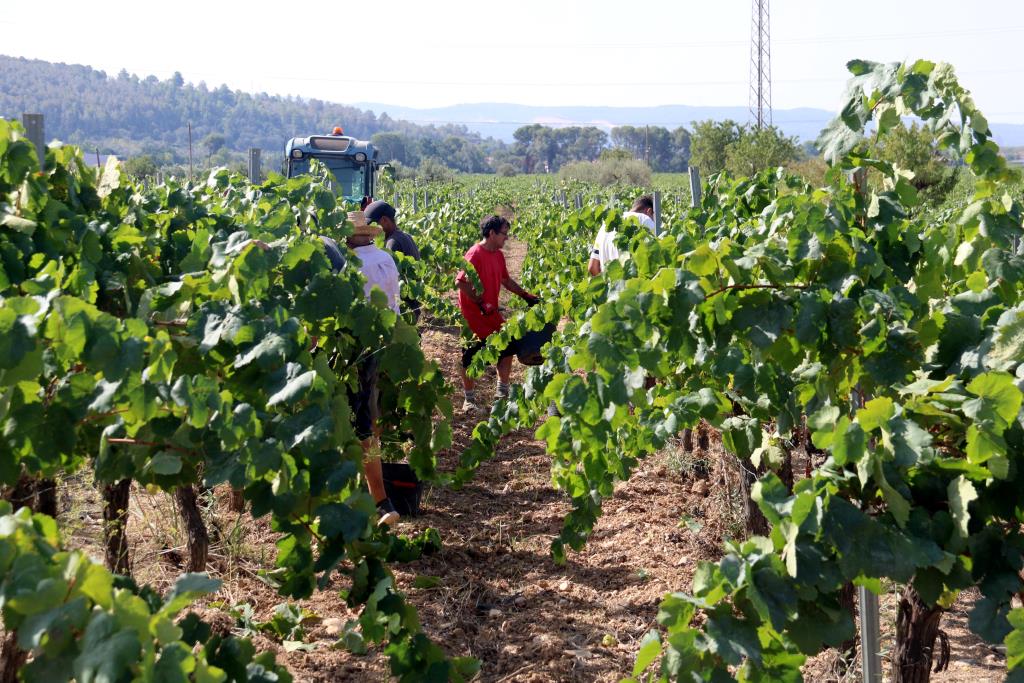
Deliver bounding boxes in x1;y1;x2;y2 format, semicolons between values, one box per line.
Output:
284;127;380;206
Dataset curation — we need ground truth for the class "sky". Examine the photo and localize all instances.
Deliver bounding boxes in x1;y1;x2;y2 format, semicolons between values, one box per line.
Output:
3;0;1024;123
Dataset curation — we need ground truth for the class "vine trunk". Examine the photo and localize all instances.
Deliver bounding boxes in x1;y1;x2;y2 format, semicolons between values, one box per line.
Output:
892;585;947;682
174;485;209;572
102;479;132;575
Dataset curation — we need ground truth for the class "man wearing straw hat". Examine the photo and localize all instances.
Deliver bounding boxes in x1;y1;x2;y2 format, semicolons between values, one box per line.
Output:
322;210;403;526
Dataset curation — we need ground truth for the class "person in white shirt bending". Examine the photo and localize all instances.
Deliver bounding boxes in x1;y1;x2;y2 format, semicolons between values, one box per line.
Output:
588;195;658;276
321;213;403;526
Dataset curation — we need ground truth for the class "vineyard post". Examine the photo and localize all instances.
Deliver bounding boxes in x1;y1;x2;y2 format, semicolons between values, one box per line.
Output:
393;191;399;208
413;192;418;212
653;191;662;236
188;121;194;180
248;148;261;184
849;164;882;683
424;190;429;208
574;193;582;210
21;113;44;168
679;181;698;451
688;166;701;207
860;591;882;682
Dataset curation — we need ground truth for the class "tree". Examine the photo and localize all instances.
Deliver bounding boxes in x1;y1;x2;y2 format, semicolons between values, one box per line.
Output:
202;133;226;157
558;126;608;165
558;157;651;186
611;125;689;172
416;157;454;182
122;154;158;178
868;122;954;200
689;119;741;175
724;125;801;176
600;148;634;162
512;124;554;173
371;131;413;166
610;126;646;159
670;126;692;172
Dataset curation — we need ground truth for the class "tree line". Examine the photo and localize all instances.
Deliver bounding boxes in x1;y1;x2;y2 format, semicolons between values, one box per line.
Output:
2;54;838;179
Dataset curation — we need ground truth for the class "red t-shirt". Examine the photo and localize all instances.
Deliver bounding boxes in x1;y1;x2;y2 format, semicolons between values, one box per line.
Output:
457;243;509;340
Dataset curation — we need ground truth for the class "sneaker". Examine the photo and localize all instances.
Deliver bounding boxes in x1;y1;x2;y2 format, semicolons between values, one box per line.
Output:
496;383;511;399
461;397;480;414
376;498;400;527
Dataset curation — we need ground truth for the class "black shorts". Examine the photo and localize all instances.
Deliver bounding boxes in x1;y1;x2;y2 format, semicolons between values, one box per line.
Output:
461;337;519;369
348;355;379;441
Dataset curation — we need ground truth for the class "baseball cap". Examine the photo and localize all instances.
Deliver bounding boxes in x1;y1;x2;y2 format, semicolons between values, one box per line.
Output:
363;200;396;224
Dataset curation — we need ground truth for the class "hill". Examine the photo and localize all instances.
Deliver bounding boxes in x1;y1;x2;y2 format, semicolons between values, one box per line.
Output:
6;54;1023;174
0;55;494;167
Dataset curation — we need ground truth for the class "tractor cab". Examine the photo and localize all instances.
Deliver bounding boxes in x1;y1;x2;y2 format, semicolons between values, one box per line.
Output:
284;127;379;205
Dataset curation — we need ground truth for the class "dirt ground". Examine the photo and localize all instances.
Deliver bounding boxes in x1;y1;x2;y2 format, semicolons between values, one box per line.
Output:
52;239;1007;682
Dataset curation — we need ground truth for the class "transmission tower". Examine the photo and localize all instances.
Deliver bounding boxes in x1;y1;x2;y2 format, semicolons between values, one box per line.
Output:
748;0;772;129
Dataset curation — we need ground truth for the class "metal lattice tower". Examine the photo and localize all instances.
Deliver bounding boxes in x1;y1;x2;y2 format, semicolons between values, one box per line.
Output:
748;0;772;129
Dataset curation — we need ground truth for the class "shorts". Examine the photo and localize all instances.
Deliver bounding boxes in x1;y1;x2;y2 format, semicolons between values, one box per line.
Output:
461;337;519;369
349;355;380;441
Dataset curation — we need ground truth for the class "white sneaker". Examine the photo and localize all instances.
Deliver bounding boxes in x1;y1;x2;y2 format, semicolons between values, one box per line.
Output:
461;398;480;414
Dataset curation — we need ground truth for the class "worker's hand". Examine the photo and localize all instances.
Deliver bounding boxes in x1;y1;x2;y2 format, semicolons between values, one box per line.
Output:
522;293;540;306
480;301;497;316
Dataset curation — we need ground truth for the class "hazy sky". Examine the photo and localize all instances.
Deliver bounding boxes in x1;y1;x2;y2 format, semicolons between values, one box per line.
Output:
4;0;1024;122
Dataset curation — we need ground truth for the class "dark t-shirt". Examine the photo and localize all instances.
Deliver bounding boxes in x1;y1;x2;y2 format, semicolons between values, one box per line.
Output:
385;229;420;260
320;236;347;272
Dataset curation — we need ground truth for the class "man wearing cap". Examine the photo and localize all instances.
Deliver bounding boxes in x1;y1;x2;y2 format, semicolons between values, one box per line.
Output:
588;194;659;276
322;211;403;526
364;200;421;321
456;214;539;413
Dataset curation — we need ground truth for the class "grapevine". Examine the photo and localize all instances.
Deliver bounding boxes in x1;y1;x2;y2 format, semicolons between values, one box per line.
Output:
0;121;473;681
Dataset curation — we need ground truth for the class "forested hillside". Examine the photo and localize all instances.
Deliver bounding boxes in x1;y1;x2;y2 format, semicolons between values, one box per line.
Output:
0;55;698;175
0;55;498;169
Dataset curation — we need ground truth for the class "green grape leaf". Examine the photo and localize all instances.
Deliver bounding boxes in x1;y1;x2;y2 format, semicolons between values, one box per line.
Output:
948;476;978;538
633;630;662;676
73;613;142;683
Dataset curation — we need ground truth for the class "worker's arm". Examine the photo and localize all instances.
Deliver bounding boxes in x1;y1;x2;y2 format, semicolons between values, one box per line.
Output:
501;275;538;303
588;258;602;277
456;277;482;305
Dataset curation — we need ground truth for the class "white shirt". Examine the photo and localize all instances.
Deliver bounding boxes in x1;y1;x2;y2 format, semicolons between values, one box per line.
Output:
590;211;658;270
353;245;401;314
623;211;658;234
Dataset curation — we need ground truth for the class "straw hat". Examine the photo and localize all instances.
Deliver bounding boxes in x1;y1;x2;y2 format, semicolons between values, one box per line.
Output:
348;211;382;237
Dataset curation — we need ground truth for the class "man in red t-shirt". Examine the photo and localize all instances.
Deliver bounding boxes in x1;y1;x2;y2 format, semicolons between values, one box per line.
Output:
456;215;538;413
